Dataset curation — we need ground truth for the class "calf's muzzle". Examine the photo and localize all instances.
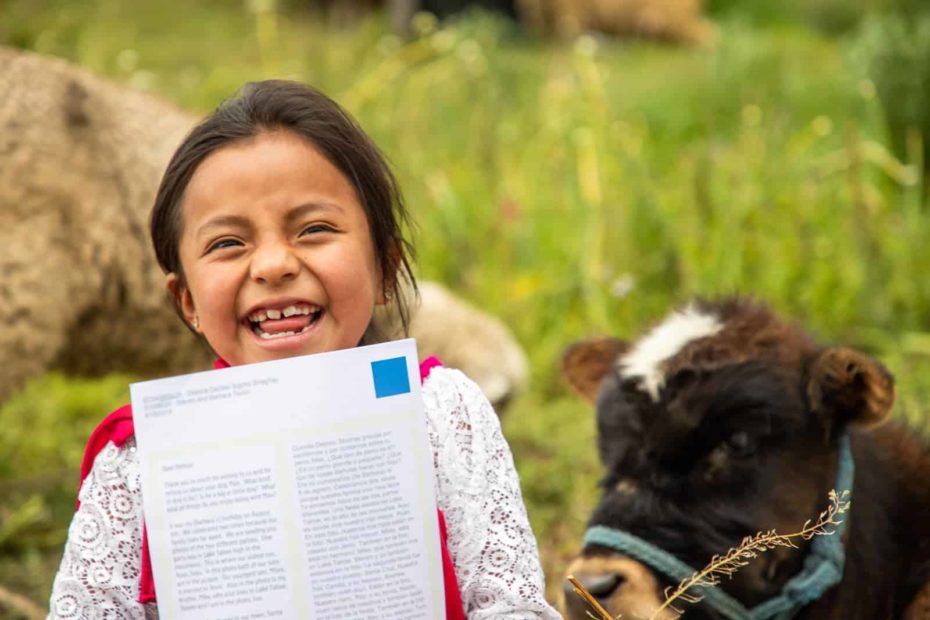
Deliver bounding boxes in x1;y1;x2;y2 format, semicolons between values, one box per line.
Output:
561;553;679;620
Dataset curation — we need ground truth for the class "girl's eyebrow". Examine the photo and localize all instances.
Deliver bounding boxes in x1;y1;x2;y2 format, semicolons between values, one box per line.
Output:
196;214;251;238
194;203;346;238
286;201;345;222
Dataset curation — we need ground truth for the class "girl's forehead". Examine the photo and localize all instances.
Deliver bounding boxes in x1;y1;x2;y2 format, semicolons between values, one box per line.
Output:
190;131;347;190
181;131;363;226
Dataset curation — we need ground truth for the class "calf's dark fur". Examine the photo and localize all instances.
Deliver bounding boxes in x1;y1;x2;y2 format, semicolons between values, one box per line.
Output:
560;299;930;619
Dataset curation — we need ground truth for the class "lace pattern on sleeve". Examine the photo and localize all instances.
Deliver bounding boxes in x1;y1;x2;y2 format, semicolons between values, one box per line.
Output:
48;438;147;620
423;367;562;619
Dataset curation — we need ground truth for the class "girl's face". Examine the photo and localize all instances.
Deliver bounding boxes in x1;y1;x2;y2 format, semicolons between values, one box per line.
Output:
167;130;385;366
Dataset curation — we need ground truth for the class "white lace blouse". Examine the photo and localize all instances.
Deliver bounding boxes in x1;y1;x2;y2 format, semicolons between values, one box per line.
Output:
47;367;563;619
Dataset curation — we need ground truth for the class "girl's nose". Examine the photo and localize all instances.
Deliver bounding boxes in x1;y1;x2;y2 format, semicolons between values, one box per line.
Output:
249;241;300;285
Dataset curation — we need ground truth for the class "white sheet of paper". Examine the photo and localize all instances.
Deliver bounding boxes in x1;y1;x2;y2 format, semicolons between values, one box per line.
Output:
131;339;444;620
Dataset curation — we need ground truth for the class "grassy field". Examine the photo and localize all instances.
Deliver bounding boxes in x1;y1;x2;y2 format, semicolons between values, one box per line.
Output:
3;0;930;612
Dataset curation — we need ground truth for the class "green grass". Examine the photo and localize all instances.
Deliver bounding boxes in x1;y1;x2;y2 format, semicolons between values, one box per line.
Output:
0;374;130;609
3;0;930;608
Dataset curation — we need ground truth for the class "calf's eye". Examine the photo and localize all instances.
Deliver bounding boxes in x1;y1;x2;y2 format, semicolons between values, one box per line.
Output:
725;431;756;457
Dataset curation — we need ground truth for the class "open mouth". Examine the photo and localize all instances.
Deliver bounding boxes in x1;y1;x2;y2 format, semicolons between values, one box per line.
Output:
246;303;323;340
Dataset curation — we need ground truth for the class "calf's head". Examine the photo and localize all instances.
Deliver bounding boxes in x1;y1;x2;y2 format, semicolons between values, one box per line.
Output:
560;299;894;619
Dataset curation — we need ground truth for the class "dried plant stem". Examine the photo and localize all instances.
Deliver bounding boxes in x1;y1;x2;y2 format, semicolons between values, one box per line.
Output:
649;490;851;619
567;575;616;620
567;490;851;620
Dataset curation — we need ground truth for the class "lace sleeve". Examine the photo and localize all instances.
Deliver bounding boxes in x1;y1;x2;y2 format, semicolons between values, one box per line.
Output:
423;367;563;620
47;438;148;620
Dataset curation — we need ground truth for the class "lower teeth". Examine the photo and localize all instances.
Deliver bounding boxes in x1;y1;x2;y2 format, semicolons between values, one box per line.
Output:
256;322;314;340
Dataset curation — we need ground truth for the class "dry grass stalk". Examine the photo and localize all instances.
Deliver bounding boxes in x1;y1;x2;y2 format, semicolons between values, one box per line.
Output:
566;574;615;620
651;489;851;618
567;490;852;620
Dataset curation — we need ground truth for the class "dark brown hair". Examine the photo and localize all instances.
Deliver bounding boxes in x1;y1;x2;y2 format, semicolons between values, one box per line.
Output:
150;80;417;343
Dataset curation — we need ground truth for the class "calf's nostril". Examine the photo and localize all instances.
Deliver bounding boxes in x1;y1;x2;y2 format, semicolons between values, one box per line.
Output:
565;572;624;600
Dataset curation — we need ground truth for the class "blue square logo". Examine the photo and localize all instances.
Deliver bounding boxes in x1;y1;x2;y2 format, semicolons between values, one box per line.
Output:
371;356;411;398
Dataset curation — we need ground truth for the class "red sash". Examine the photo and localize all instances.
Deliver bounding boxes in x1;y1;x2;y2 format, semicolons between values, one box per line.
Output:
77;356;465;619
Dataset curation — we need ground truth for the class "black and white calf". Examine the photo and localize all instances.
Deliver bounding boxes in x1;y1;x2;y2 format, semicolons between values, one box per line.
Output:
560;299;930;619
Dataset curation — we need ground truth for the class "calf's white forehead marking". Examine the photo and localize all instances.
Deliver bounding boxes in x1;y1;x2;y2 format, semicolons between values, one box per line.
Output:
619;305;724;401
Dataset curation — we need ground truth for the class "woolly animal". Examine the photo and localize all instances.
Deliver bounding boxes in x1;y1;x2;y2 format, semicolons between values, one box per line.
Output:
0;46;528;409
307;0;712;44
517;0;713;43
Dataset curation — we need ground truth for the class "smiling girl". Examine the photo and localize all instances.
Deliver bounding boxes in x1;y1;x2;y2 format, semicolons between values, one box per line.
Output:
47;81;561;619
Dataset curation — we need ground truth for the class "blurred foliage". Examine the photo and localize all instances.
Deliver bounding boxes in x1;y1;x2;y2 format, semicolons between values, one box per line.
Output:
707;0;929;35
855;13;930;174
0;373;129;610
3;0;930;610
706;0;866;33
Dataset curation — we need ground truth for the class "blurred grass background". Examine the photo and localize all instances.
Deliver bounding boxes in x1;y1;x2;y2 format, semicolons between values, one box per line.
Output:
3;0;930;612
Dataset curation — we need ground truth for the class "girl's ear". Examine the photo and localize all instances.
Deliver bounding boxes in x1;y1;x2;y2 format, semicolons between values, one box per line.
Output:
166;273;200;332
376;241;404;306
376;278;391;306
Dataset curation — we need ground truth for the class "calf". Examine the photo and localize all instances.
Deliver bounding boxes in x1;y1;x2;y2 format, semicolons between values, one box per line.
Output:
560;299;930;619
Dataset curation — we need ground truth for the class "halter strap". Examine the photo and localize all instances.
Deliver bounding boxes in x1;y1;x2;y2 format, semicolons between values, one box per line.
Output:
583;434;854;619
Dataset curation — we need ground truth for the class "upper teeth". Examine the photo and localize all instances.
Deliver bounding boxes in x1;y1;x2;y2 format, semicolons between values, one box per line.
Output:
249;304;317;322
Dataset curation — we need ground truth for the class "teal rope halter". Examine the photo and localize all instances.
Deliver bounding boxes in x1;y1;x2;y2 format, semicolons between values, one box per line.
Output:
583;434;854;620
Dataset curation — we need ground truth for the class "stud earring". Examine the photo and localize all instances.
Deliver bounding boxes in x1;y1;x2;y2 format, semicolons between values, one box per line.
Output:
192;316;200;330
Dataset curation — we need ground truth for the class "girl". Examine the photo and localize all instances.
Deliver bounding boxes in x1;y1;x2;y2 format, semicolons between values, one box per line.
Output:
47;80;562;619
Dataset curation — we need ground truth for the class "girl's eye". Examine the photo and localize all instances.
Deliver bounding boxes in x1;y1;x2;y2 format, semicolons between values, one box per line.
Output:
207;238;242;253
300;224;336;236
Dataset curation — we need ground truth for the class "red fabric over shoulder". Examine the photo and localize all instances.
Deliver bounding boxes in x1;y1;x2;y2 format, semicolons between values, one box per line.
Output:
439;509;466;620
76;403;158;603
139;528;155;603
421;357;466;619
419;356;443;382
77;404;134;510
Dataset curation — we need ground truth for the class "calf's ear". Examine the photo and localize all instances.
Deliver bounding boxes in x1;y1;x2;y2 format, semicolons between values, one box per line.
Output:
562;337;628;403
807;347;895;431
